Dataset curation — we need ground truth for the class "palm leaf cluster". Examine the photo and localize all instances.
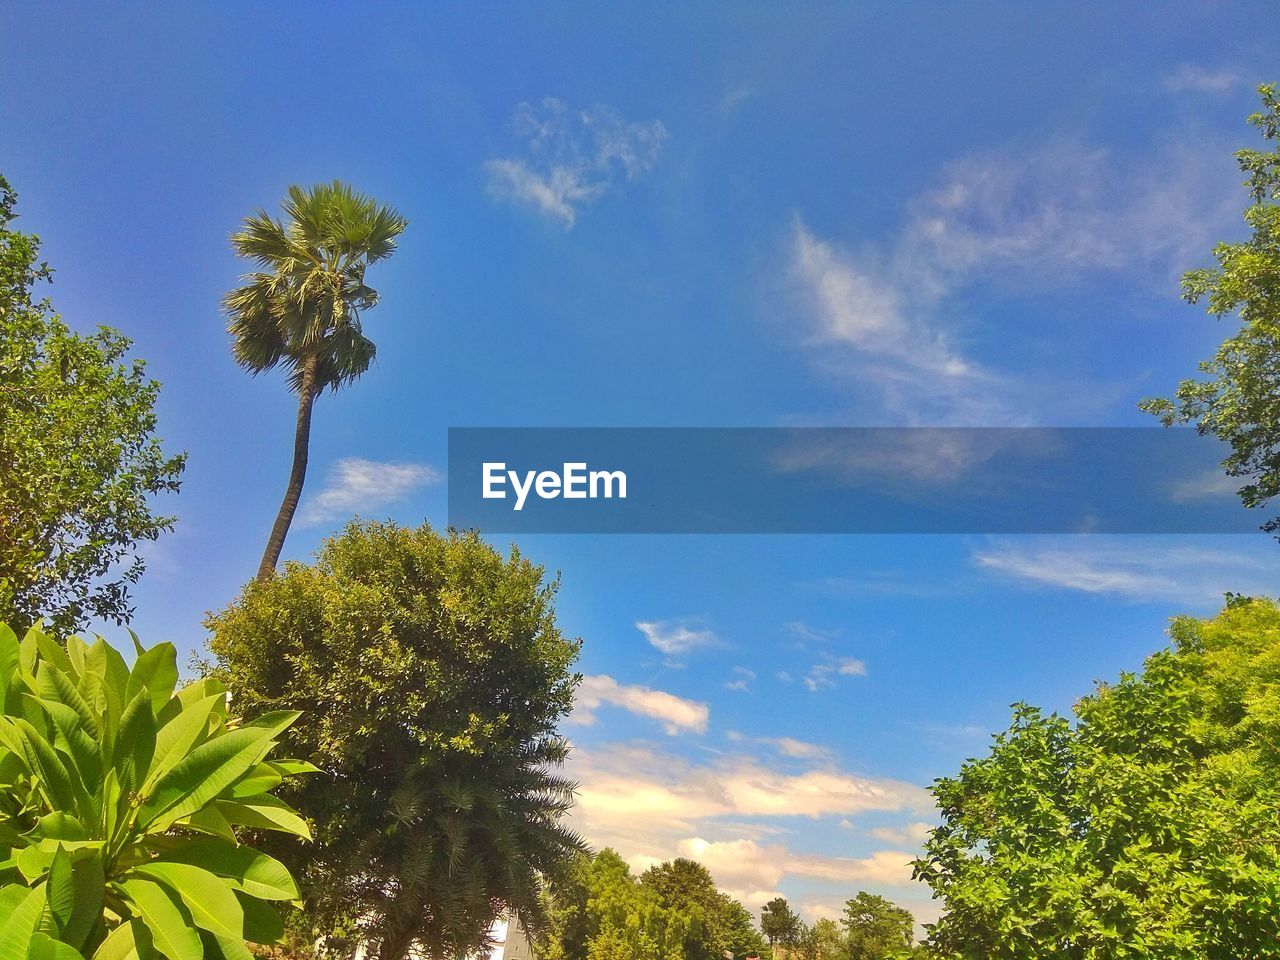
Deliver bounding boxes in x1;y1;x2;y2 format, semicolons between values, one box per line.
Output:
224;181;407;395
0;624;316;960
324;739;586;960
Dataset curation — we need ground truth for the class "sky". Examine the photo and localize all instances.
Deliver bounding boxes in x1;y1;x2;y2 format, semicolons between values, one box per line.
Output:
5;1;1280;930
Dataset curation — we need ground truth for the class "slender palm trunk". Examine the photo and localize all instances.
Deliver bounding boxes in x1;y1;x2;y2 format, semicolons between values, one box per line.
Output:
256;355;319;581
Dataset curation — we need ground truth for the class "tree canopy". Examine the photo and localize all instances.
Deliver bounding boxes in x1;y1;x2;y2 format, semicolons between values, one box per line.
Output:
915;596;1280;958
761;896;801;949
0;174;185;633
1141;84;1280;530
205;520;583;960
539;849;765;960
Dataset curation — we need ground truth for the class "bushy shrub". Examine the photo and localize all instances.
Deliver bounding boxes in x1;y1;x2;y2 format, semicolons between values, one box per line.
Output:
0;623;315;960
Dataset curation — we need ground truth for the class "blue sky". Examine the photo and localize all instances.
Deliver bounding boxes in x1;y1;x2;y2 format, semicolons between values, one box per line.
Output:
5;1;1280;927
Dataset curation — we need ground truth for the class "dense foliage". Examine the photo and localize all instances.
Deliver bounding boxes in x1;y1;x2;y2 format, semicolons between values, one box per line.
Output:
0;623;313;960
0;175;185;633
1141;85;1280;529
223;182;407;580
206;521;583;960
538;850;765;960
915;596;1280;958
761;896;801;950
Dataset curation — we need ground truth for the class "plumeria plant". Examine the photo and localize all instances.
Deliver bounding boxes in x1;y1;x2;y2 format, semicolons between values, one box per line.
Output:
0;623;316;960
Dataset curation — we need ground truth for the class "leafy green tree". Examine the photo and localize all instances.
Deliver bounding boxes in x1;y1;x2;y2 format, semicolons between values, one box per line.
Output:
540;849;762;960
0;175;185;633
796;918;845;960
760;897;801;953
223;182;407;580
205;521;583;960
642;858;763;960
914;596;1280;958
0;623;313;960
841;893;913;960
1141;84;1280;529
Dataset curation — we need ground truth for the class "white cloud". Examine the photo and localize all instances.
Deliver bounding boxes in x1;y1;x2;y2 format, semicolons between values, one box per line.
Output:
636;619;720;656
297;458;440;526
485;98;667;227
727;731;833;760
569;741;929;847
566;740;931;914
869;821;934;848
1168;468;1241;503
783;621;840;644
725;666;756;692
786;138;1236;424
972;537;1280;605
677;837;915;900
572;675;709;735
1163;65;1242;95
804;657;867;692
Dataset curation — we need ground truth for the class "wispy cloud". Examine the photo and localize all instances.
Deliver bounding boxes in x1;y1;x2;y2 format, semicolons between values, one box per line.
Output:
484;98;667;227
1162;64;1243;95
1168;467;1241;503
803;657;867;692
297;458;440;526
572;675;709;735
636;619;721;656
724;666;756;692
972;537;1280;605
786;138;1235;423
783;620;840;645
727;730;833;760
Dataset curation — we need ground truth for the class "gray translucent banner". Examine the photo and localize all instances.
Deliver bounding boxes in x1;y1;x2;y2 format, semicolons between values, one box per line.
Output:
446;428;1263;534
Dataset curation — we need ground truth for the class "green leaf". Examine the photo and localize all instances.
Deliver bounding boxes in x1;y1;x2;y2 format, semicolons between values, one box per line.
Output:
153;839;298;901
0;716;75;810
45;846;74;932
118;878;201;960
144;696;218;792
126;644;178;715
90;920;153;960
213;795;311;840
136;727;278;833
128;863;243;941
113;693;155;796
0;883;46;960
235;894;282;944
27;933;86;960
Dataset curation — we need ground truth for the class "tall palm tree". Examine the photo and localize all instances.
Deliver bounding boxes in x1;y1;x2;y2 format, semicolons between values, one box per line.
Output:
224;181;407;580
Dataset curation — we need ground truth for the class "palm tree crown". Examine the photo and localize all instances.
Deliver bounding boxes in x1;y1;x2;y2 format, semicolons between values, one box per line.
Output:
225;180;407;394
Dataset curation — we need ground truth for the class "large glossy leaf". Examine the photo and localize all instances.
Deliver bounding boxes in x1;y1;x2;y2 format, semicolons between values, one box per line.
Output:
213;794;311;840
113;694;156;796
0;883;46;960
144;697;219;793
235;894;283;944
152;839;297;901
136;727;279;833
124;642;177;715
128;863;244;941
117;879;201;960
27;933;85;960
90;921;153;960
0;717;74;810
